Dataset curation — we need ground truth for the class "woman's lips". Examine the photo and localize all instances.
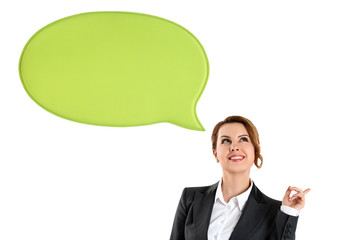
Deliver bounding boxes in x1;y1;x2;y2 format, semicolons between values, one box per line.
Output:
228;155;245;162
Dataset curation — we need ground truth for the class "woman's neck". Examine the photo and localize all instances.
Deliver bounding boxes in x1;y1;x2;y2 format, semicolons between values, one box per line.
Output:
221;171;251;203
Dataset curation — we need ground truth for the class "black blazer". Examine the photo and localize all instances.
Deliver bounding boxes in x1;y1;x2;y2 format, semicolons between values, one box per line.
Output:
170;181;298;240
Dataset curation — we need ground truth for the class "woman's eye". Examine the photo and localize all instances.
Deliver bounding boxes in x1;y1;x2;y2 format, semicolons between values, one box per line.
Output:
240;137;249;142
222;139;230;144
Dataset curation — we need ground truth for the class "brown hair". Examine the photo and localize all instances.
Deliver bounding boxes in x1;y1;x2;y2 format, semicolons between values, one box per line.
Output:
211;116;263;168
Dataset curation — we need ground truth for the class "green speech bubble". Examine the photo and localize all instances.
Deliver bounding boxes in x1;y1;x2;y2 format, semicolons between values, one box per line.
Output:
19;12;209;131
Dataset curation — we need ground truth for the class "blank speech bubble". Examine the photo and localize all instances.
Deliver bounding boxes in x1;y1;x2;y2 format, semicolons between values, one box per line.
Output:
19;12;209;131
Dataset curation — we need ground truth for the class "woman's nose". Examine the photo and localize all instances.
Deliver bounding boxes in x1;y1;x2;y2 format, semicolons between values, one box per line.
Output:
230;144;239;151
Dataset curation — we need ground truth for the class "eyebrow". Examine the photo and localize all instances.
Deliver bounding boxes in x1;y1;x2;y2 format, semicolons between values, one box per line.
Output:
219;134;249;139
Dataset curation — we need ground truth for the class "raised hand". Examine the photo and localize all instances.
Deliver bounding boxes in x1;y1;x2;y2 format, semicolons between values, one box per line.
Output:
282;186;311;211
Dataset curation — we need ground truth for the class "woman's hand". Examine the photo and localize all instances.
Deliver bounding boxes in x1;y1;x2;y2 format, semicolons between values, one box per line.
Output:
282;186;311;211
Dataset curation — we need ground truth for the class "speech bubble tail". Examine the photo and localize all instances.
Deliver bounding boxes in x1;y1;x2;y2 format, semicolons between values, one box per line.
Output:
168;112;205;131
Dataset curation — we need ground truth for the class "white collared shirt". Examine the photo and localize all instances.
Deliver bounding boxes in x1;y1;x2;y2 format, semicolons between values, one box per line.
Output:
207;179;299;240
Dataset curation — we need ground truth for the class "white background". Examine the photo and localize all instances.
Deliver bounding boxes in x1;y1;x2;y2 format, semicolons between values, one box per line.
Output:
1;0;359;239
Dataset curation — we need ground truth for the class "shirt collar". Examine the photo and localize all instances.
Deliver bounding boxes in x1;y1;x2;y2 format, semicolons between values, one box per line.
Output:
214;178;253;211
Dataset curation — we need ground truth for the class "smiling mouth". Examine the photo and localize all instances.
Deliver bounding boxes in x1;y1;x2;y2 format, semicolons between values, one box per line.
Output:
228;156;245;161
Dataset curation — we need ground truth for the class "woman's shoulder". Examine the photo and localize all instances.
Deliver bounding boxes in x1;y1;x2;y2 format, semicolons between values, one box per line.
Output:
180;181;218;200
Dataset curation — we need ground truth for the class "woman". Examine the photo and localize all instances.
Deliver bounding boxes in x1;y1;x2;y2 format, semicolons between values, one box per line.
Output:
170;116;310;240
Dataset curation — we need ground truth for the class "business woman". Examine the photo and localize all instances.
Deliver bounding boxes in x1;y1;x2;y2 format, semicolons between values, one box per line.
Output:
170;116;310;240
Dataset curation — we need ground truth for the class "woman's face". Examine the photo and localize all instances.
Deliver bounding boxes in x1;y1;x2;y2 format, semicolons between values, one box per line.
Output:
213;123;256;175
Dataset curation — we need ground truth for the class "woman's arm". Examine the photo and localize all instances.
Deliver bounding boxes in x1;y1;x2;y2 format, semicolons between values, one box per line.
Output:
268;209;299;240
268;186;310;239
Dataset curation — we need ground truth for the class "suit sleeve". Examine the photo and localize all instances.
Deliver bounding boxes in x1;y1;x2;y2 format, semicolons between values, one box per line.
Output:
268;208;299;240
170;188;188;240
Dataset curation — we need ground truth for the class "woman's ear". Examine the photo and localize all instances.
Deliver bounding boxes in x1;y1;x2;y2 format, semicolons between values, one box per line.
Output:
213;149;219;162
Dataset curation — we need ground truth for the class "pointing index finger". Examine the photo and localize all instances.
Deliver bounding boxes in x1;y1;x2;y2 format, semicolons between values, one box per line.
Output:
303;188;311;195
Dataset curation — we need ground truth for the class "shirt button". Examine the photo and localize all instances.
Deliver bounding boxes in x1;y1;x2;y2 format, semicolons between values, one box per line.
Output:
227;205;231;210
220;219;225;224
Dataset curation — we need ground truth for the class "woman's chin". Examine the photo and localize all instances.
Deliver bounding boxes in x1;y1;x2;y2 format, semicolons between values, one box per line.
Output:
224;166;251;175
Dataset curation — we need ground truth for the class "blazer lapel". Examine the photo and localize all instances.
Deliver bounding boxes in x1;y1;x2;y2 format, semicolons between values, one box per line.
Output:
193;182;218;240
229;183;268;239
